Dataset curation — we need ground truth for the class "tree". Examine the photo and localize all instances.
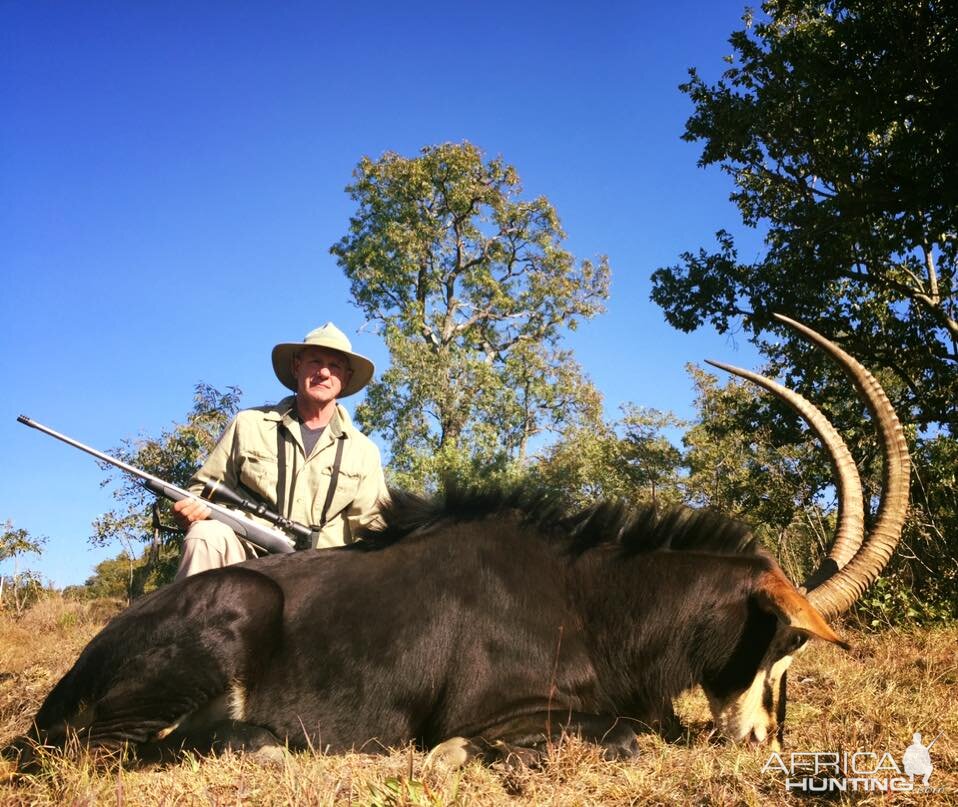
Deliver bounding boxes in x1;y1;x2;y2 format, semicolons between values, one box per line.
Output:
64;551;152;602
331;142;609;489
651;0;958;621
652;0;956;430
533;406;685;510
0;520;47;614
92;383;242;592
618;406;686;507
680;365;842;585
685;360;956;623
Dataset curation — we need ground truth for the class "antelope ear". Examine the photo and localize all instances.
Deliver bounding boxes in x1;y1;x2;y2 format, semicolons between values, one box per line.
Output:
755;569;851;650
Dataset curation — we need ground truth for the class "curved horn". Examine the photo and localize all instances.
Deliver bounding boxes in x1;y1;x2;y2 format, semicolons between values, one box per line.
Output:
708;314;910;621
771;315;910;620
702;360;866;570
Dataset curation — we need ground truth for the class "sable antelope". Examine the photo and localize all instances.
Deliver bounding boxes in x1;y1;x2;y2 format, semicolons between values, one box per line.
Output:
4;315;909;767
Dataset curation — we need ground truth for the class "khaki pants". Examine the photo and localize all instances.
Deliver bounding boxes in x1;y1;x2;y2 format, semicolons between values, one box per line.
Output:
174;520;257;581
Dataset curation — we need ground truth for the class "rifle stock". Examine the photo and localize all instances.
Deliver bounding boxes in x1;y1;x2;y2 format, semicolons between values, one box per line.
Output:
17;415;296;555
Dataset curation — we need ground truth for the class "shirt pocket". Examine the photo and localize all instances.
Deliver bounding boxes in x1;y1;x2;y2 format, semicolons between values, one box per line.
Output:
238;449;279;504
311;467;361;523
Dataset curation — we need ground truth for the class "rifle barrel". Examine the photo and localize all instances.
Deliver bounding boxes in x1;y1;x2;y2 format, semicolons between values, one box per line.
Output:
18;415;164;483
16;415;296;554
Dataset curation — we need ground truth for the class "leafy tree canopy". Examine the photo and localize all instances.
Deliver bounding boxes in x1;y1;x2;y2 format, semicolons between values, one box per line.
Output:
0;520;46;563
331;142;610;489
1;520;47;613
64;550;164;603
652;0;957;431
533;405;686;510
650;0;957;621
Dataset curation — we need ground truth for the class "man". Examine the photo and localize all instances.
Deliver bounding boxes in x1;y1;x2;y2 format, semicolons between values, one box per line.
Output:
173;322;388;579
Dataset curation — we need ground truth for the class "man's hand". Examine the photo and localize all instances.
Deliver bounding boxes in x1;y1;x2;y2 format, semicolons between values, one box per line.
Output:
172;497;212;530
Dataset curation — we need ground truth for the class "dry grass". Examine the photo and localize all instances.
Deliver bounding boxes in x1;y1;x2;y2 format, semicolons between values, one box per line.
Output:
1;595;956;806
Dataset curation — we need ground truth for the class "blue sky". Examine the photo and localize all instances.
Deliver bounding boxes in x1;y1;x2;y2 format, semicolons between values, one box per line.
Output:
1;1;767;587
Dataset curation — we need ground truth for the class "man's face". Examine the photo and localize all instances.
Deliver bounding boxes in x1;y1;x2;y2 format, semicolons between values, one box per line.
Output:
293;346;352;407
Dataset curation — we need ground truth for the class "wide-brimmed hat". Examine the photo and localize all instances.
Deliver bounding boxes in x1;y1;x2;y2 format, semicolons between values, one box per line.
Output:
271;323;375;398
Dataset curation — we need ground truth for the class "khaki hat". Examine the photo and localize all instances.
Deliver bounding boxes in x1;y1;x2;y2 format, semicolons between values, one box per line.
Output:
271;323;375;398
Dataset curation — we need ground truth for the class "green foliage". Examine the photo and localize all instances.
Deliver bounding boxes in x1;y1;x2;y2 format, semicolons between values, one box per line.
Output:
848;430;958;626
331;142;609;489
64;552;139;601
64;548;178;603
0;520;47;614
651;0;958;622
533;406;685;510
0;520;46;562
618;405;686;507
653;0;957;432
852;576;956;630
681;362;958;624
681;366;845;584
0;569;46;615
369;774;456;807
90;383;242;593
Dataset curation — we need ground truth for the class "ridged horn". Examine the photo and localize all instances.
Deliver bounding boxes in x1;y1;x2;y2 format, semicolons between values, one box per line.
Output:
702;360;866;570
708;314;910;622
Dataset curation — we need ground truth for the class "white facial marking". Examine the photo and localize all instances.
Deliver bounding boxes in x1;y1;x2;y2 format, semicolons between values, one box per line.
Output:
708;653;794;743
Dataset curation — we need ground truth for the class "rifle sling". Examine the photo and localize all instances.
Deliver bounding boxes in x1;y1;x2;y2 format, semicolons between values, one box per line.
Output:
276;423;287;518
320;436;345;528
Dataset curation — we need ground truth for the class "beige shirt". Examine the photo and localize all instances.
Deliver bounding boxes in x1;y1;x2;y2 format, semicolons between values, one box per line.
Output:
189;396;388;548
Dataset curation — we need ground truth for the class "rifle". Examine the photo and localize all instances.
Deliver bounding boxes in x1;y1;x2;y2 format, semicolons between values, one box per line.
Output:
17;415;301;555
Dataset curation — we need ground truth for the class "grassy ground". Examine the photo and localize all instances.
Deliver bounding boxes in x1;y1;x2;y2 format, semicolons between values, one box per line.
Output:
1;595;955;806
